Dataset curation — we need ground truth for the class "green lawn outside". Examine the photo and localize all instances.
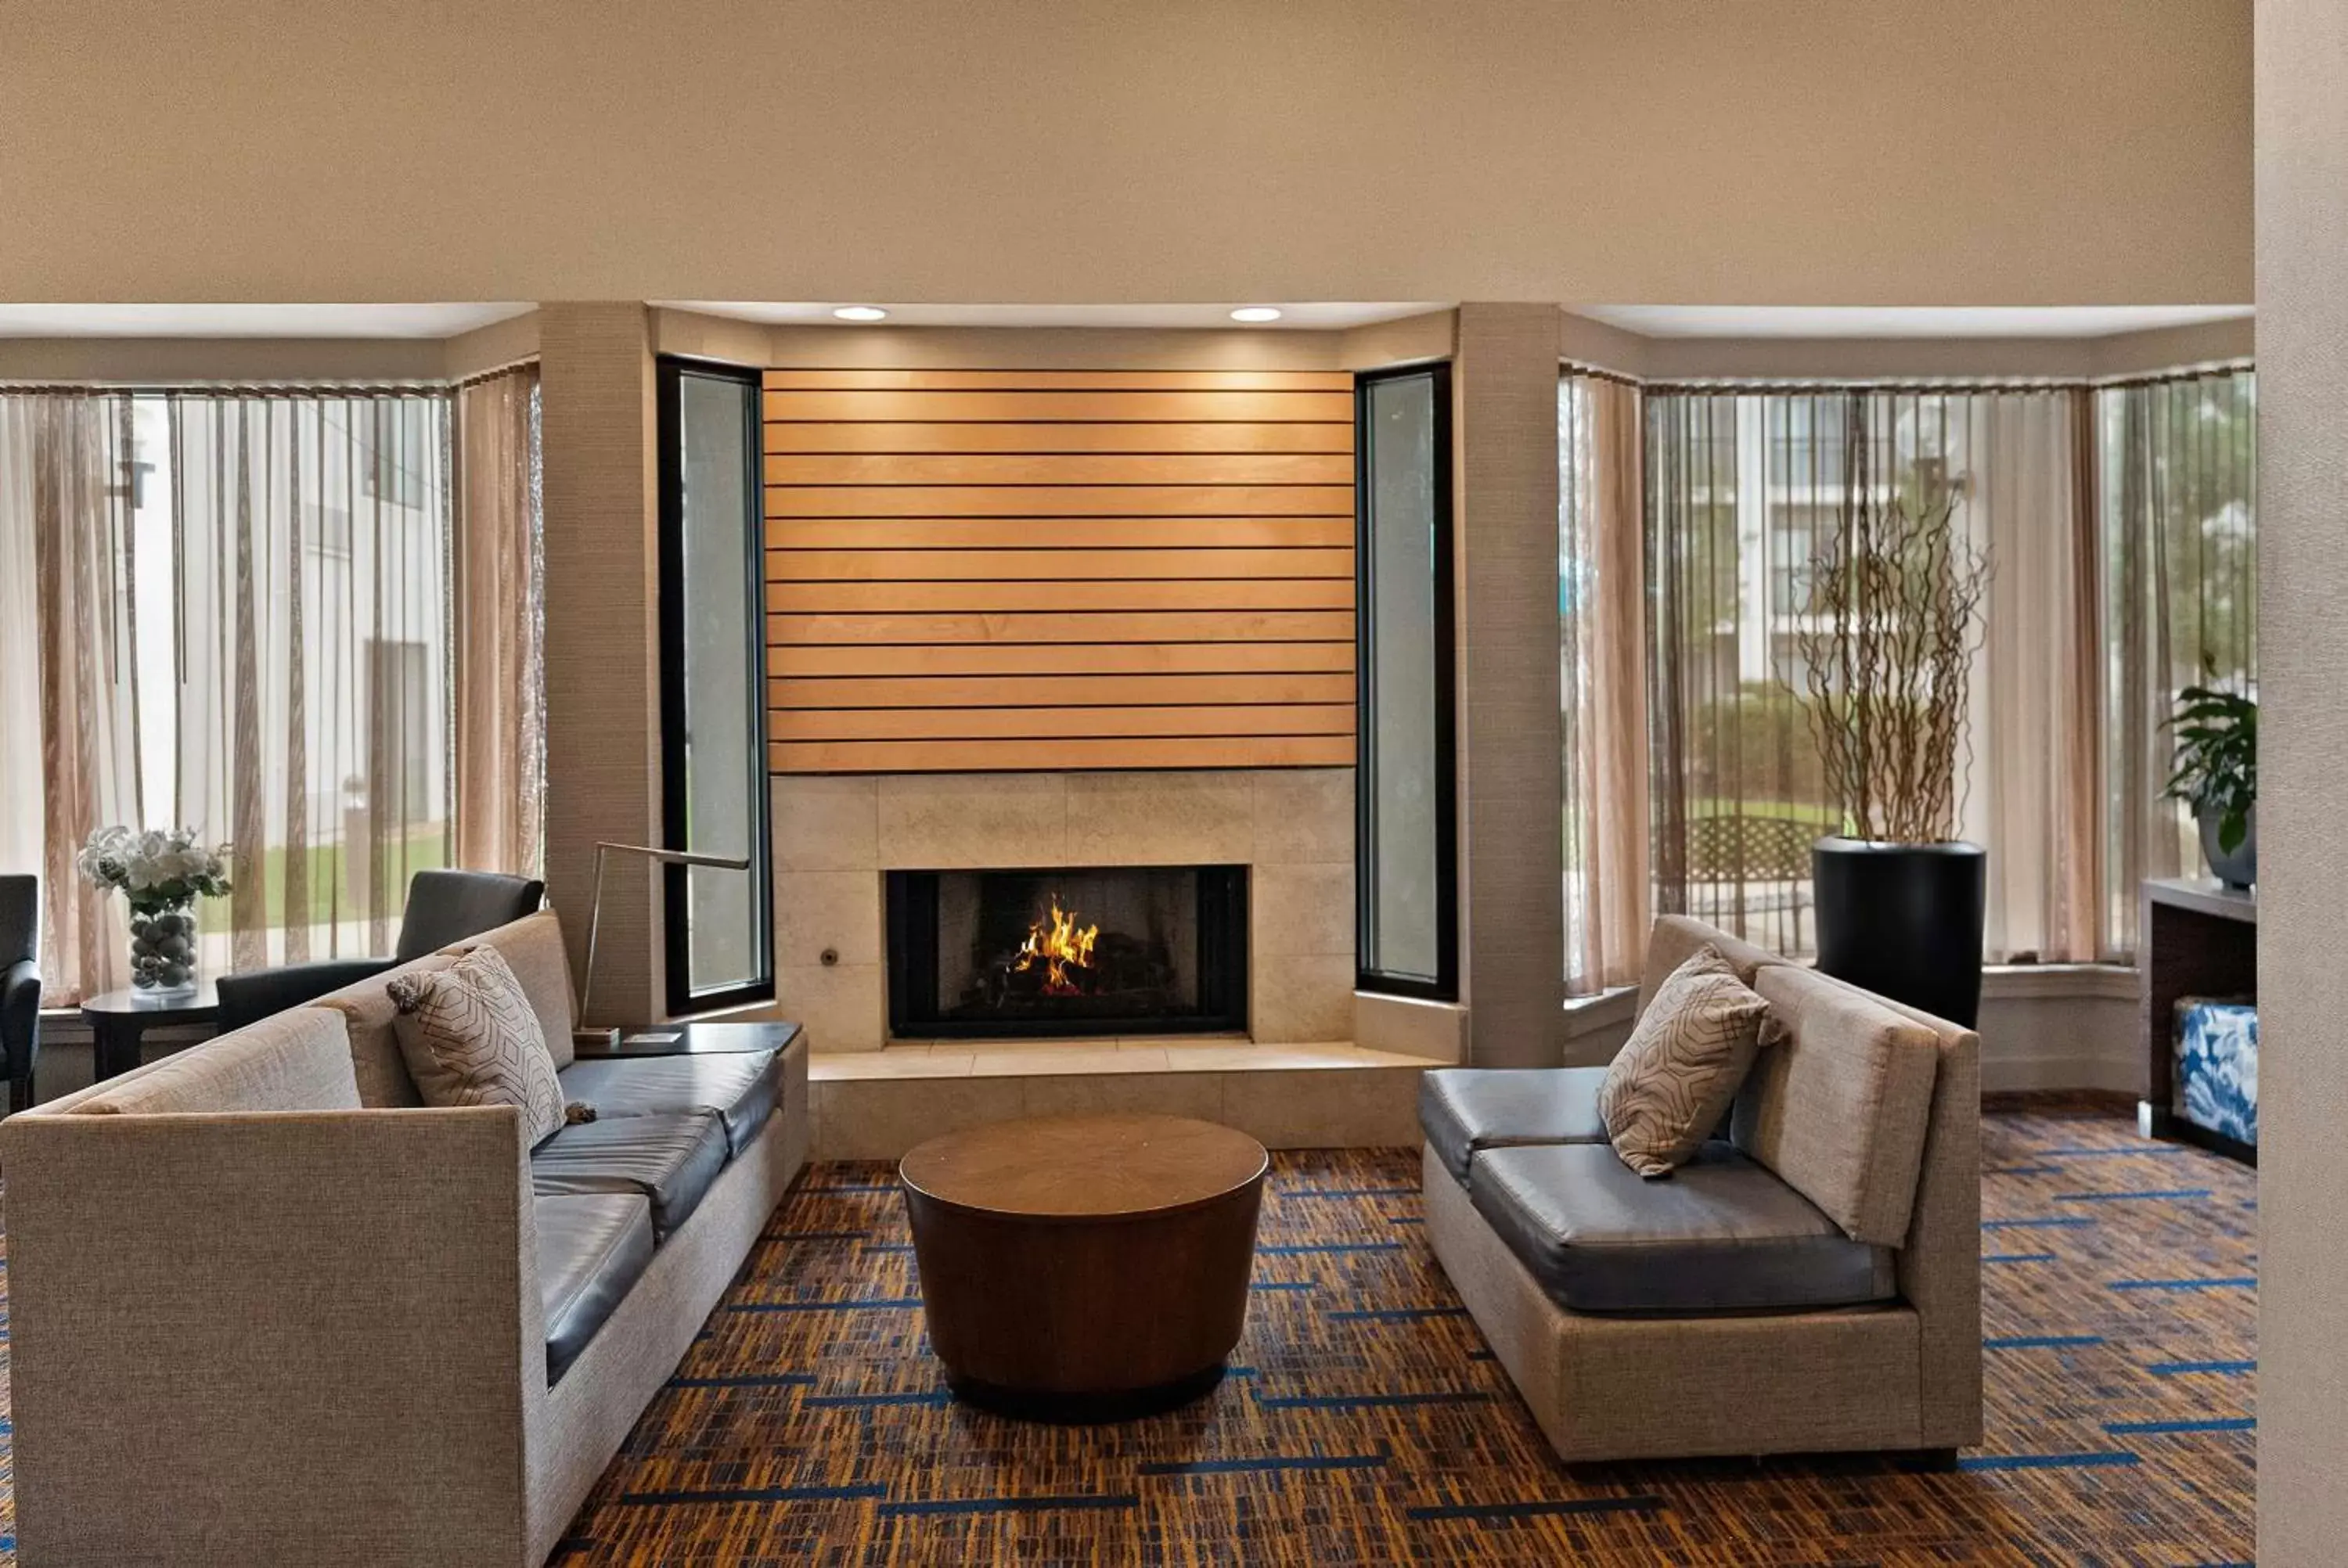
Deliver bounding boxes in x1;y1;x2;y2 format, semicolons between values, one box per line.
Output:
193;827;448;935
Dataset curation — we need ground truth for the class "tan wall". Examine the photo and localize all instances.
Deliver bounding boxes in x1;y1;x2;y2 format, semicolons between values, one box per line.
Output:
2253;2;2348;1561
2;2;2248;306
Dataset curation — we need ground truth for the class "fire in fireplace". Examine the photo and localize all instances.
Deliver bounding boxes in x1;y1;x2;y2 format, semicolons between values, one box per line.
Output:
887;865;1248;1039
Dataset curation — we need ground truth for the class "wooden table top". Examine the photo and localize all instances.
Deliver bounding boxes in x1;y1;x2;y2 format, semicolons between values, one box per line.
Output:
899;1114;1267;1221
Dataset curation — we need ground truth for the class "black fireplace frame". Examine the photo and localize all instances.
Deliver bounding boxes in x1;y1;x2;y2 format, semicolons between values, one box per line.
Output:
885;865;1250;1041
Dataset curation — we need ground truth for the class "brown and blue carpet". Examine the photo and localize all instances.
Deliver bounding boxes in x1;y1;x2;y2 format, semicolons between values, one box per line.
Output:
0;1102;2260;1565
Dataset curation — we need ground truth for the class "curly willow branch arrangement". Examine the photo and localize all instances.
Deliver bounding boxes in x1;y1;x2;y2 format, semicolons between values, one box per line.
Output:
1797;405;1992;844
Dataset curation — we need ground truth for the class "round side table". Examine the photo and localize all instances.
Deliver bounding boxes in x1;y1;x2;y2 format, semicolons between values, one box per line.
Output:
77;979;221;1083
899;1113;1268;1422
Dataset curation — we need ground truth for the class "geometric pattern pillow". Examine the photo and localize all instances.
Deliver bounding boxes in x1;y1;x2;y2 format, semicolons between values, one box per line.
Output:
1597;943;1775;1178
386;942;565;1147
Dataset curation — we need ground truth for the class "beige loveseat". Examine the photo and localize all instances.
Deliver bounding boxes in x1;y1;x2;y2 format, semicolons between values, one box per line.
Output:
1420;915;1980;1464
0;911;810;1567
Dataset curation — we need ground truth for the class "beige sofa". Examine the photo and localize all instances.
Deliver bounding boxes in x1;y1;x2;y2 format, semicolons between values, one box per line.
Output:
1;911;809;1567
1420;915;1981;1464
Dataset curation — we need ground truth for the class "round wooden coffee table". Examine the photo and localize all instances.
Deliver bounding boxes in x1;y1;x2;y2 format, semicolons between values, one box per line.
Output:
899;1113;1268;1422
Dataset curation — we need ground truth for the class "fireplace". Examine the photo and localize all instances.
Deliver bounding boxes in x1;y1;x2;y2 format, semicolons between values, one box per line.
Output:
886;865;1249;1040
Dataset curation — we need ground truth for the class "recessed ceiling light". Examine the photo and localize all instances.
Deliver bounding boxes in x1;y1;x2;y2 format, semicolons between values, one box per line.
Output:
831;305;888;322
1230;306;1284;323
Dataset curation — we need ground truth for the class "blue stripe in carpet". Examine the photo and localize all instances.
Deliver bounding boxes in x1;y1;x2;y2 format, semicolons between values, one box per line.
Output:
621;1483;888;1505
727;1298;924;1312
2054;1189;2213;1203
1982;1253;2058;1264
2109;1278;2256;1293
807;1391;956;1408
1275;1188;1421;1199
1255;1391;1493;1410
1259;1243;1405;1256
769;1231;870;1241
2145;1360;2256;1377
1986;1166;2063;1177
1982;1217;2096;1229
1406;1495;1664;1523
1984;1335;2105;1350
2105;1418;2256;1435
860;1243;917;1253
1958;1452;2140;1472
2029;1145;2189;1157
1141;1454;1388;1476
1251;1281;1317;1293
670;1373;819;1389
1331;1307;1471;1322
1390;1217;1427;1225
879;1494;1138;1518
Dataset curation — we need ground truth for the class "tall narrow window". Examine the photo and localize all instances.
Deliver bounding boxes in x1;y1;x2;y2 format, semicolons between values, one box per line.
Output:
657;358;773;1016
1356;363;1457;1000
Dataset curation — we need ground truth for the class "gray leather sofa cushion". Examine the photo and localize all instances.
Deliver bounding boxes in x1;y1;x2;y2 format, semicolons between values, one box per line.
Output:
535;1192;655;1383
557;1048;783;1156
1468;1142;1896;1314
1419;1067;1609;1184
531;1111;729;1239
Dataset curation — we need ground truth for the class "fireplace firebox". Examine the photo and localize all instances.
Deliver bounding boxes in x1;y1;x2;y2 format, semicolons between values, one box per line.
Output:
886;865;1248;1039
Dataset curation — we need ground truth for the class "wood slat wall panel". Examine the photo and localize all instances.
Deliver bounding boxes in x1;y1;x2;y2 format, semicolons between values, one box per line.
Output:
769;642;1354;677
768;610;1355;645
765;421;1355;455
765;484;1352;516
770;735;1358;773
762;388;1352;423
769;516;1352;549
766;547;1352;582
763;365;1356;774
765;451;1352;485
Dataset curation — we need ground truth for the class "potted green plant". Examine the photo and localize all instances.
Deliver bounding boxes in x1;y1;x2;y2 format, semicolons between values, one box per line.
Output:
1797;415;1993;1027
2164;682;2256;890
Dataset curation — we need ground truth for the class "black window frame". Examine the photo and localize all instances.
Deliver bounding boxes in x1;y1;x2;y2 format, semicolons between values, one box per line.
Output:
655;354;776;1018
1354;360;1460;1002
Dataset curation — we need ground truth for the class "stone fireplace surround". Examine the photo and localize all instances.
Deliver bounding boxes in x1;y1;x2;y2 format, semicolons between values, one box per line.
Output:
770;768;1356;1052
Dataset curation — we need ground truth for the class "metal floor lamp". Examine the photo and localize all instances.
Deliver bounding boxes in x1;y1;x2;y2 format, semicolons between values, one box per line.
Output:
575;840;753;1040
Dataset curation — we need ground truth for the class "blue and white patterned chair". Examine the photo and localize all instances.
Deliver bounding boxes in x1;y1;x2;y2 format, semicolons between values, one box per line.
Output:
2174;998;2257;1145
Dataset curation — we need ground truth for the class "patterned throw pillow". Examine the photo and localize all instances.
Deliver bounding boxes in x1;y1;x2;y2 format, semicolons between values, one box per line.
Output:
1597;944;1776;1178
386;943;566;1147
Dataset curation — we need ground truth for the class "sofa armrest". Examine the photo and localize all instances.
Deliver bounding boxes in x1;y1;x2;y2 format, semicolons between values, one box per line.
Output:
0;1106;540;1566
214;957;396;1033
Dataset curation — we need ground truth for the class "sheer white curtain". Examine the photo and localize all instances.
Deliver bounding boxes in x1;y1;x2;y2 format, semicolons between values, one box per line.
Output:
168;390;455;973
452;367;546;879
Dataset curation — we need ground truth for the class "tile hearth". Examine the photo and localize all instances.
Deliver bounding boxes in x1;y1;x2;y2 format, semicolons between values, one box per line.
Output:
807;1039;1429;1160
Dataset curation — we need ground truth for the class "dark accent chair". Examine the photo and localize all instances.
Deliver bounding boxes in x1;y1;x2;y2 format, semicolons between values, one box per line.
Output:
0;876;39;1113
214;869;545;1034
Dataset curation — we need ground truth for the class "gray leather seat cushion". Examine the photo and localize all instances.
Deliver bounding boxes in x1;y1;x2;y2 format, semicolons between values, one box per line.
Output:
531;1111;729;1239
556;1048;783;1156
1469;1142;1896;1315
1419;1067;1609;1184
535;1192;655;1383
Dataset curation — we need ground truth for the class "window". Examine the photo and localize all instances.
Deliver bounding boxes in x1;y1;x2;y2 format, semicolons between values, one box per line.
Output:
657;358;774;1016
1355;363;1457;1000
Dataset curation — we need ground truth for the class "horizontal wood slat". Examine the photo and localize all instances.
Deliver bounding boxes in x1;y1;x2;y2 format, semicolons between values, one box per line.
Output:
764;364;1356;774
762;389;1352;423
769;516;1352;550
767;610;1355;645
772;671;1354;709
765;547;1352;583
763;369;1352;391
768;640;1353;677
769;735;1358;773
765;451;1352;486
766;484;1353;517
771;704;1356;741
764;421;1354;455
766;580;1354;613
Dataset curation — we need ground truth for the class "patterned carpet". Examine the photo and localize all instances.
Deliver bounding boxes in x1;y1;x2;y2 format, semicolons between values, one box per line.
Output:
0;1104;2259;1564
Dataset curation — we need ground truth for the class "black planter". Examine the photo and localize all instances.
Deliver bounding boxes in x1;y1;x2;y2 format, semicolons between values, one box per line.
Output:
1812;838;1986;1029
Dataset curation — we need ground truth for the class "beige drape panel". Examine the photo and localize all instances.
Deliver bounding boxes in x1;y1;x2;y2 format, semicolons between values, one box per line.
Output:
169;390;455;970
2099;367;2256;957
452;366;546;879
2;393;142;1002
1640;385;2101;962
1559;373;1651;994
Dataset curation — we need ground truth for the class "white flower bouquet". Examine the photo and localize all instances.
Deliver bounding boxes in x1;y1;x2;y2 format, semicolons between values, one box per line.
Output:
76;826;234;995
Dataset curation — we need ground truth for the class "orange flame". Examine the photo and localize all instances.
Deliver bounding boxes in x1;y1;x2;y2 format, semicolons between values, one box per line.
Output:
1011;897;1099;995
